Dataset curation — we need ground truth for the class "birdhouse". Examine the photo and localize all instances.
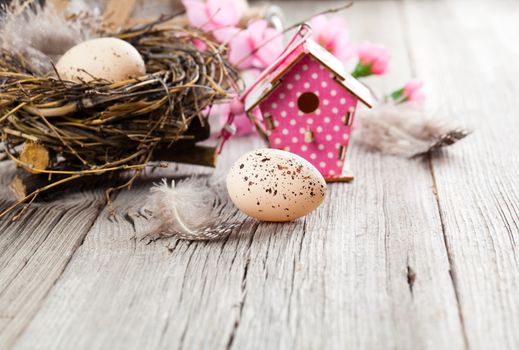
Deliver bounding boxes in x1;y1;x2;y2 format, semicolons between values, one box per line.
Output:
241;25;376;182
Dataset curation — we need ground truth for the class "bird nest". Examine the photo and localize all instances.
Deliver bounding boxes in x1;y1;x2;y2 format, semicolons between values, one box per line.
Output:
0;16;239;218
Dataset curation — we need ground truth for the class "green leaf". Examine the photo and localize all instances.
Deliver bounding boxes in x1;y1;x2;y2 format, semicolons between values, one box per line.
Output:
351;63;372;78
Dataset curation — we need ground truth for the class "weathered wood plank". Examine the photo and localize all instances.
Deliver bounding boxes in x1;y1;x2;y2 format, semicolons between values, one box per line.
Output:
11;137;264;350
404;1;519;349
0;163;106;348
8;2;470;350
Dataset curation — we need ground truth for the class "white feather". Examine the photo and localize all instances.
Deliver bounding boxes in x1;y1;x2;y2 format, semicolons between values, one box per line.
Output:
146;177;238;241
355;102;470;157
0;0;99;74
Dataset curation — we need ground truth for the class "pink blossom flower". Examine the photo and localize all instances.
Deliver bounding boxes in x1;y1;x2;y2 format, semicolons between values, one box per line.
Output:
352;42;390;78
386;79;426;105
228;20;283;69
310;15;353;61
182;0;242;42
403;79;425;103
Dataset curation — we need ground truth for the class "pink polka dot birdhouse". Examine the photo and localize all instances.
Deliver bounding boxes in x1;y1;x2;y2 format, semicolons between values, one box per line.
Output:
241;25;376;182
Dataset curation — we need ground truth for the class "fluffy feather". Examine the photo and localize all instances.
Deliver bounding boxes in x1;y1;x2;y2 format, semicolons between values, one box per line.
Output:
146;177;239;241
0;0;99;74
355;103;470;157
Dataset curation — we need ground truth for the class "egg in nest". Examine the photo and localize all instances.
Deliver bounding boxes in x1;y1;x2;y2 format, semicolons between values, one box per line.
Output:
56;37;146;83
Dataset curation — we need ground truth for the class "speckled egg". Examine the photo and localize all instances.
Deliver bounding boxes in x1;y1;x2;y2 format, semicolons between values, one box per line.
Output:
56;37;146;83
226;148;327;222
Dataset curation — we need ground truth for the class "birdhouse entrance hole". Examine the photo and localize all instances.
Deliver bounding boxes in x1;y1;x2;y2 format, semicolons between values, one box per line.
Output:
297;92;319;114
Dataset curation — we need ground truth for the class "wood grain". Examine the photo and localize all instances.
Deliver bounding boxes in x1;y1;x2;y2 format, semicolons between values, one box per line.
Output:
403;1;519;348
0;1;517;350
0;164;106;348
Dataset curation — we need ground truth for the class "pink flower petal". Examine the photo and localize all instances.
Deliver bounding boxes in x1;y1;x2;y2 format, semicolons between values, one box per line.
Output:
183;0;241;32
404;79;425;104
310;15;353;62
213;26;240;43
227;20;282;69
228;32;254;68
207;0;241;27
182;0;209;28
357;42;390;75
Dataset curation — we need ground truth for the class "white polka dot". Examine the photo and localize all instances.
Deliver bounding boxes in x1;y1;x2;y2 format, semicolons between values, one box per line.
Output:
292;136;298;143
327;152;334;159
329;73;335;79
315;91;320;96
321;81;328;88
329;169;336;175
323;99;330;106
319;65;325;70
287;83;293;90
295;74;301;80
297;111;304;117
315;109;322;115
348;106;355;112
284;146;291;151
280;93;286;99
319;161;326;168
271;102;278;109
332;107;338;114
290;119;296;126
302;65;309;71
274;120;280;127
343;133;349;140
318;144;325;150
301;145;308;151
311;73;318;79
316;126;323;133
333;125;340;132
337;160;344;167
307;118;314;125
340;98;346;104
325;135;332;141
310;153;317;160
274;138;281;145
304;82;310;89
289;101;295;108
281;111;287;117
331;90;337;96
282;128;289;135
324;117;331;123
296;91;302;97
299;127;306;134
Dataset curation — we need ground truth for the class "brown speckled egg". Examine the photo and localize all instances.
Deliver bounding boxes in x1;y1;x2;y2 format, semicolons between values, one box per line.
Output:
226;148;327;222
56;37;146;83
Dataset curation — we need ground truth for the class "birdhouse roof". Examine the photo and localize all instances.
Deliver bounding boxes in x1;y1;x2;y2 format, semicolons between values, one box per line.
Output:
242;38;376;112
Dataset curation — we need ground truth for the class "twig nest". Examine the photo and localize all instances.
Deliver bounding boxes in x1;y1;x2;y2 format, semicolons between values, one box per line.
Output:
56;37;146;82
227;149;327;222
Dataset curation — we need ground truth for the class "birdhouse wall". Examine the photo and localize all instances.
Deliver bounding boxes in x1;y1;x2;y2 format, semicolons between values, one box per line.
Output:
260;55;358;178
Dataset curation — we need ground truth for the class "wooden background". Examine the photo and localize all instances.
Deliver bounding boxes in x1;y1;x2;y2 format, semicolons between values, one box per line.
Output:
1;1;518;349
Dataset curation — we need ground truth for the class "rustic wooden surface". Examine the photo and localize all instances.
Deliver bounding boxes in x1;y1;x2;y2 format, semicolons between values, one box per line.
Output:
1;1;518;349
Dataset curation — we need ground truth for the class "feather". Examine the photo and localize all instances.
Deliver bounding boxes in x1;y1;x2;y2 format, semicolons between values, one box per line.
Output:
0;0;99;74
355;102;471;157
145;177;239;241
